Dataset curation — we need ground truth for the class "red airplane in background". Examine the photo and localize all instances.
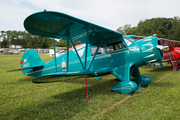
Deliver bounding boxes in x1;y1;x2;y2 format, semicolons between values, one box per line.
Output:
159;39;180;71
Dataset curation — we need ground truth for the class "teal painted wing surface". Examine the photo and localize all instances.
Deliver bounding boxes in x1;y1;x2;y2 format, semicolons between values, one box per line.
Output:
24;11;122;44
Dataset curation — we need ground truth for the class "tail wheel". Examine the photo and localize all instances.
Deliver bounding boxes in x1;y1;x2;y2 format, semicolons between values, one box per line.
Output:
142;84;148;88
128;91;135;96
171;65;179;71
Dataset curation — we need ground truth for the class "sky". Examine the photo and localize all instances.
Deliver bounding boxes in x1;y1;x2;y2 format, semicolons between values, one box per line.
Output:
0;0;180;32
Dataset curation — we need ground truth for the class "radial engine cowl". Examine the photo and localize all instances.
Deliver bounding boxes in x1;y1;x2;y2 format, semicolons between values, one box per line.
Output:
139;37;163;64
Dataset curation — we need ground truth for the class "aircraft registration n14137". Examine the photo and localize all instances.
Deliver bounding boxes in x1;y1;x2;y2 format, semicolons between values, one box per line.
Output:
7;10;167;95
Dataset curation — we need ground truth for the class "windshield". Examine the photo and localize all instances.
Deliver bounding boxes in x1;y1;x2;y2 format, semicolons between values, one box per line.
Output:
123;37;136;46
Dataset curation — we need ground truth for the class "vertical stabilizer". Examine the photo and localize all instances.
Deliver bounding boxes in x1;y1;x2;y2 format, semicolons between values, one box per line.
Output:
21;49;45;76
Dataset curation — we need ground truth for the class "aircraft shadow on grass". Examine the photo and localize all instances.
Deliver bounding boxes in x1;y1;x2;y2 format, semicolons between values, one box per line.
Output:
21;75;112;85
13;71;175;119
18;76;75;83
7;79;121;119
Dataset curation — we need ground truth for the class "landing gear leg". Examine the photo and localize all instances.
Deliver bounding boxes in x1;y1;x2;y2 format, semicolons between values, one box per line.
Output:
131;67;151;87
111;64;137;94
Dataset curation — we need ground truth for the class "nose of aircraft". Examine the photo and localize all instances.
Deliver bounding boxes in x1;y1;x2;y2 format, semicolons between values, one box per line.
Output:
139;36;164;64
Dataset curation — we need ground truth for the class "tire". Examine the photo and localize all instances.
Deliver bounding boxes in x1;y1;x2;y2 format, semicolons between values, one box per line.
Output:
171;65;179;71
128;91;135;96
142;84;148;88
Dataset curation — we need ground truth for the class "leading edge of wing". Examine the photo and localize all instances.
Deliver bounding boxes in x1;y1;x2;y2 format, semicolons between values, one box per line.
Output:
24;11;122;44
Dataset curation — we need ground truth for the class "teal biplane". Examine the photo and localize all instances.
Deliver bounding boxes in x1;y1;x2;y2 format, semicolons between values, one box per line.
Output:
8;10;165;95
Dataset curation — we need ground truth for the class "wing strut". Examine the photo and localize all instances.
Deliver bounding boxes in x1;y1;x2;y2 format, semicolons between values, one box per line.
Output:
61;20;85;70
84;26;90;70
68;35;85;70
67;37;69;72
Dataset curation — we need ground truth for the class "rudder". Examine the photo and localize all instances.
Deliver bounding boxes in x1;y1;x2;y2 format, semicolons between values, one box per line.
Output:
21;49;45;76
21;49;44;68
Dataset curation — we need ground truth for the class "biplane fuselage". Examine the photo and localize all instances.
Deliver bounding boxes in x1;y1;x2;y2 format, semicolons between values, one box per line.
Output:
8;11;165;94
22;37;163;77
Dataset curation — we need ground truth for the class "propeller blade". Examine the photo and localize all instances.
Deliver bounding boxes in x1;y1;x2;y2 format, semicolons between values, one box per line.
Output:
156;45;169;50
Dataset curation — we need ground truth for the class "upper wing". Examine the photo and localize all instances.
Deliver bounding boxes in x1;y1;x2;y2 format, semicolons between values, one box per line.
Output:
24;11;123;45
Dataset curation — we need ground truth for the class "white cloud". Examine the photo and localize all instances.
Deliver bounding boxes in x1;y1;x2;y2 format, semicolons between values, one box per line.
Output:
0;0;180;31
0;0;35;31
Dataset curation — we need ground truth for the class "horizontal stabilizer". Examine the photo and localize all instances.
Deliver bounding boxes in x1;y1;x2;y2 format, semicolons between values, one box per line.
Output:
7;68;31;72
7;49;44;73
7;65;43;72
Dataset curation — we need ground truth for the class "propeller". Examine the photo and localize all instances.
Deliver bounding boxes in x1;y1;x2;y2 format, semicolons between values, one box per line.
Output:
156;45;169;50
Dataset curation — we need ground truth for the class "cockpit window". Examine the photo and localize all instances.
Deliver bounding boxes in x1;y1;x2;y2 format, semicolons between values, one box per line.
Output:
91;46;104;56
72;44;86;57
106;40;124;52
124;38;132;46
127;38;136;42
124;37;135;46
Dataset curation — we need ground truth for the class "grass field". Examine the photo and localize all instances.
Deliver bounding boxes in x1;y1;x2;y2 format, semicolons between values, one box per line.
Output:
0;54;180;120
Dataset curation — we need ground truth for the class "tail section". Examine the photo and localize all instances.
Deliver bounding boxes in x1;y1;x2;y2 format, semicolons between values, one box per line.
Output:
7;49;45;77
21;49;45;76
21;49;44;68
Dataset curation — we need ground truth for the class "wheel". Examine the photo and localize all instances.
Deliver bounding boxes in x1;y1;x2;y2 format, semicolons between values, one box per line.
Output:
142;84;148;88
171;65;179;71
114;78;121;81
128;91;135;96
178;60;180;67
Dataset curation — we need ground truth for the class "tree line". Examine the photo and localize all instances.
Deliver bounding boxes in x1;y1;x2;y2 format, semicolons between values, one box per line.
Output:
0;31;53;48
0;31;78;48
117;16;180;41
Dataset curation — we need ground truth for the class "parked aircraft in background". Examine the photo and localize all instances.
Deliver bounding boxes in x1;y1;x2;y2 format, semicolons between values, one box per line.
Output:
159;39;180;71
48;49;65;58
5;49;20;55
0;49;5;54
125;35;145;40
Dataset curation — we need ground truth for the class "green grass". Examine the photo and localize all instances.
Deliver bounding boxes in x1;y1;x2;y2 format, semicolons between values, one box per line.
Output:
0;54;180;119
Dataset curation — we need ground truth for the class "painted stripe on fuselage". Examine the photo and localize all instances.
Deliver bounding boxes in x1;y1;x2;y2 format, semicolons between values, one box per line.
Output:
142;47;154;53
142;43;153;46
26;65;57;75
143;39;152;41
108;50;128;55
144;54;155;58
147;59;156;63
